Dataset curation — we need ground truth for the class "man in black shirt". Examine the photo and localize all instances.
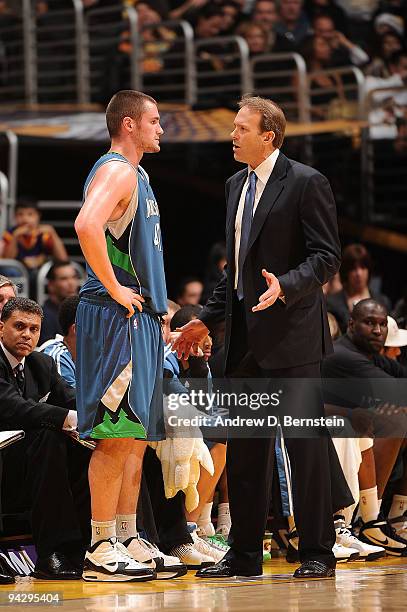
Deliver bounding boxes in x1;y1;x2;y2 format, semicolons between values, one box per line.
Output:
322;299;407;556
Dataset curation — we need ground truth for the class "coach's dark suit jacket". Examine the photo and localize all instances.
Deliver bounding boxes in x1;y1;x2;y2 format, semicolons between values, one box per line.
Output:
200;151;341;372
0;346;74;431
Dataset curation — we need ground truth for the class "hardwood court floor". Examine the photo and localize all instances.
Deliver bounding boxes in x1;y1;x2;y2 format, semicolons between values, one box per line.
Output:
1;557;406;611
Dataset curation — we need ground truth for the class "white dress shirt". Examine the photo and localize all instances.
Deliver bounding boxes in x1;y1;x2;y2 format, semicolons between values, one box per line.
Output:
234;148;280;288
0;341;25;371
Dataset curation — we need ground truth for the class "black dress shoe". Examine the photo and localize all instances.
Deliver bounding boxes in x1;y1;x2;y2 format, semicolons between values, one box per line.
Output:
32;552;82;580
293;560;335;579
0;557;15;584
196;559;262;578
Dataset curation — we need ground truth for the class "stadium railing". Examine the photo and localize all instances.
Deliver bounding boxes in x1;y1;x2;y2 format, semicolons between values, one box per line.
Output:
251;52;309;122
84;2;139;104
0;0;29;104
34;0;88;104
140;20;195;106
307;66;365;121
0;259;29;297
193;36;251;106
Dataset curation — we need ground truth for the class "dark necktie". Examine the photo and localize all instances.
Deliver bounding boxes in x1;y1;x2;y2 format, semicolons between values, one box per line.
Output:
14;363;25;395
237;171;257;300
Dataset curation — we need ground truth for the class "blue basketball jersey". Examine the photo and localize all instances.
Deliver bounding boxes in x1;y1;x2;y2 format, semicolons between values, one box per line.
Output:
80;152;167;315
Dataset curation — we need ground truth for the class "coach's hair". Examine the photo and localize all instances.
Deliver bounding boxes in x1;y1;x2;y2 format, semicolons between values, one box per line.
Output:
106;90;157;138
59;295;80;336
1;297;43;322
238;95;286;148
0;275;17;294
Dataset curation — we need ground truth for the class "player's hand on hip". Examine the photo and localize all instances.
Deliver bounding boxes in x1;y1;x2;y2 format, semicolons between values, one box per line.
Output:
171;319;209;359
252;269;282;312
110;285;145;318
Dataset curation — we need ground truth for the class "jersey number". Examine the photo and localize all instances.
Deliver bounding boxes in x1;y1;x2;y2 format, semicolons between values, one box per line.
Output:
154;223;162;251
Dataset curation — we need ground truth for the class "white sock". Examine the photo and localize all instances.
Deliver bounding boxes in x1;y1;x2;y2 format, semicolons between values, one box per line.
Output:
359;487;380;523
116;514;138;543
389;494;407;520
91;519;116;545
216;502;231;532
197;503;215;536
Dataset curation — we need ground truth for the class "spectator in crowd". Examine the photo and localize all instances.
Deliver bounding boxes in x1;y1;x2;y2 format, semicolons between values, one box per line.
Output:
218;0;241;34
2;201;68;296
373;11;405;37
236;21;274;54
322;299;407;555
136;0;175;72
273;0;312;51
38;295;79;388
304;0;348;33
301;34;347;119
0;275;16;314
382;315;407;360
100;3;176;103
252;0;279;30
312;13;370;66
327;244;392;333
0;297;91;579
176;277;203;306
366;31;406;77
194;6;224;38
39;261;80;344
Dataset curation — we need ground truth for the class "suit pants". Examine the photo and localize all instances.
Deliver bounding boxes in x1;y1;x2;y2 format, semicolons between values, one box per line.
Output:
2;429;91;558
224;301;336;571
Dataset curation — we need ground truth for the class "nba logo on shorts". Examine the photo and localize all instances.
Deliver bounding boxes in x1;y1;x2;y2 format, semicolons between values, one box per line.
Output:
134;318;138;330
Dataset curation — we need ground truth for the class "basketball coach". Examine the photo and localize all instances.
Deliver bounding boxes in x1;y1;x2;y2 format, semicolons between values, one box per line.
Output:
173;96;341;579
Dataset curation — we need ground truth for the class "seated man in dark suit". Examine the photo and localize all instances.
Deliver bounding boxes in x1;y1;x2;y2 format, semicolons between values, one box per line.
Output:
0;297;91;580
322;298;407;556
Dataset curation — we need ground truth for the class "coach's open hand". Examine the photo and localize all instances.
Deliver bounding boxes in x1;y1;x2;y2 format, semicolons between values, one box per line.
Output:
252;269;283;312
171;319;209;359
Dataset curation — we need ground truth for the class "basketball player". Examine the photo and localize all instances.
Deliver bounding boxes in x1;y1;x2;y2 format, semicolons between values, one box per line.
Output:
75;90;185;582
